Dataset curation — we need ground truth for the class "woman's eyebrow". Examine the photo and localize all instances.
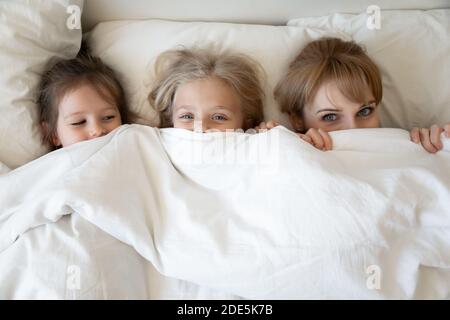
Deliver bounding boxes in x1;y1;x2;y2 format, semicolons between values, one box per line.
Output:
316;108;342;114
360;100;376;108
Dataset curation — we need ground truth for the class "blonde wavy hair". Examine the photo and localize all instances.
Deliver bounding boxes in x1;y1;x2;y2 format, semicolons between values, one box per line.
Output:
274;37;382;119
148;47;265;129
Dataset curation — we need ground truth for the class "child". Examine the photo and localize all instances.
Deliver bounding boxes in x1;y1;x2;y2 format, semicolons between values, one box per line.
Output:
148;47;265;132
38;52;134;149
272;37;450;153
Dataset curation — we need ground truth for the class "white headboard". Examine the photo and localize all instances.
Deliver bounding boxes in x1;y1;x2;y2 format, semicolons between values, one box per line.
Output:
81;0;450;31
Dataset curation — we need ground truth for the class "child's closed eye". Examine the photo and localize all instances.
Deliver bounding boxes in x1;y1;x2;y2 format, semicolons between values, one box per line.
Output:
179;113;194;120
71;119;86;126
102;115;116;121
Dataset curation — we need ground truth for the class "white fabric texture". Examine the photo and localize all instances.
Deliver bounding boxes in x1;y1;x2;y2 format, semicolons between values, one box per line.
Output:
0;162;10;175
0;124;449;299
0;0;83;168
81;0;450;30
0;212;237;299
288;9;450;130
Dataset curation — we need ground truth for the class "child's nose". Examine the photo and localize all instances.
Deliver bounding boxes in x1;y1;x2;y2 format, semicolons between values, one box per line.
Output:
193;120;208;132
89;122;107;138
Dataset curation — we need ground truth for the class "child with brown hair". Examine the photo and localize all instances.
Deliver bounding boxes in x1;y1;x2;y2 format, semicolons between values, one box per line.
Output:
272;37;449;153
38;51;134;149
148;47;265;132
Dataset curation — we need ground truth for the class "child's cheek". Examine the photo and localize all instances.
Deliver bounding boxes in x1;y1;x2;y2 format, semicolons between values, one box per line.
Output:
67;128;87;146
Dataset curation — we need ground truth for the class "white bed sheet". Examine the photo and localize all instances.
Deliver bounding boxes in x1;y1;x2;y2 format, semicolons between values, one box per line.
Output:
0;125;449;299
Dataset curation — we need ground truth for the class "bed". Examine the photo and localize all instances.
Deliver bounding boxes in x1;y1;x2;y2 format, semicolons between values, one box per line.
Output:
0;0;449;299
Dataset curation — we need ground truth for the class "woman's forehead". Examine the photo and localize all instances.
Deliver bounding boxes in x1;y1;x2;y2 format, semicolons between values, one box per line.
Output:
310;81;375;111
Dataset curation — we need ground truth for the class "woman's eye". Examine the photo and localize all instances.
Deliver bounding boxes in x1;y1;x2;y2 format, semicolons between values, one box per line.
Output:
71;120;86;126
357;107;373;117
212;114;227;121
180;114;194;120
322;114;338;122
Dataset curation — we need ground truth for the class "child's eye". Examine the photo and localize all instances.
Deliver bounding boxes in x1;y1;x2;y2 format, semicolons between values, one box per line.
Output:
322;114;338;122
357;107;373;117
212;114;227;121
179;113;194;120
71;120;86;126
102;115;115;121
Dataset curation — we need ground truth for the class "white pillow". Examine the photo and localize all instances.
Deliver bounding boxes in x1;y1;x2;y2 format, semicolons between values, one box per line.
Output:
288;9;450;130
0;162;10;175
86;20;348;128
0;0;83;168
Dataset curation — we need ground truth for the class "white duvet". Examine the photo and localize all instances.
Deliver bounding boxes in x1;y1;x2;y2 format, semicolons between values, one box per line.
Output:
0;124;449;299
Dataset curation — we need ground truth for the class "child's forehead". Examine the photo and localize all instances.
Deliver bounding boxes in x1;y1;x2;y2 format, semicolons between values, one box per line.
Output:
175;77;240;101
67;79;117;98
58;84;118;115
180;76;232;90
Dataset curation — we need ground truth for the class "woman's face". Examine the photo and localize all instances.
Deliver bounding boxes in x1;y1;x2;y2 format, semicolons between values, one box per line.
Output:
290;81;380;133
172;77;245;132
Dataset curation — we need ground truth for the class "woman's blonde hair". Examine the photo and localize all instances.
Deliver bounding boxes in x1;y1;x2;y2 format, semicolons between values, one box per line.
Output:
274;37;382;118
148;47;265;129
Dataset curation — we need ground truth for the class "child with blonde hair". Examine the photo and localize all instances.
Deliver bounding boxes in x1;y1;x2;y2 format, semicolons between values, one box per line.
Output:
148;47;265;132
38;51;134;149
272;37;449;153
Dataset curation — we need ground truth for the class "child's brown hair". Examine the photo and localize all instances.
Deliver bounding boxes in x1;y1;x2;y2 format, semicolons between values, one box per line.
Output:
148;47;265;130
274;37;382;119
37;50;134;149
